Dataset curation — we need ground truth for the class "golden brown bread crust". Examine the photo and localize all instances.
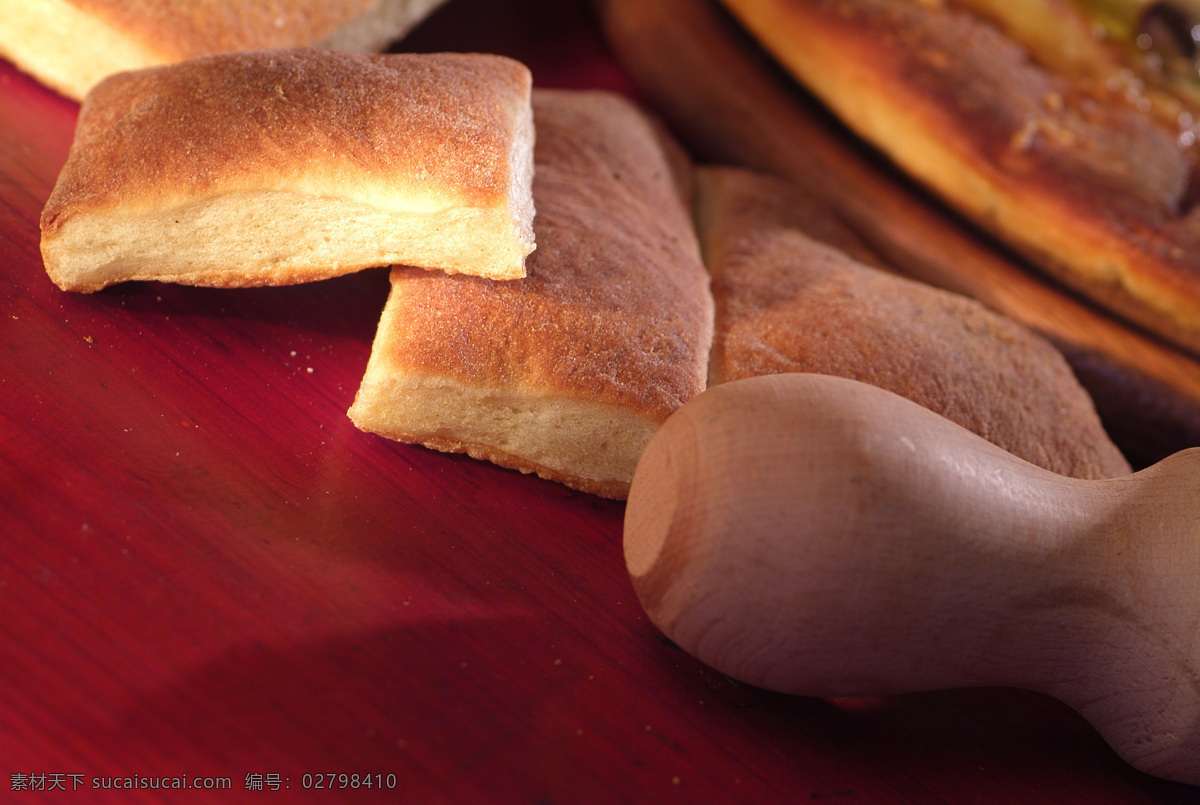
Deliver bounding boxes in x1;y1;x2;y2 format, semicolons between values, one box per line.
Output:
716;0;1200;357
699;166;1131;480
0;0;448;100
68;0;395;57
45;49;525;222
40;48;535;290
348;90;714;499
696;162;885;271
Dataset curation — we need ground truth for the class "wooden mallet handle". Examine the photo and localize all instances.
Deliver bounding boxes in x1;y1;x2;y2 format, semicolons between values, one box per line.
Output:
625;373;1200;784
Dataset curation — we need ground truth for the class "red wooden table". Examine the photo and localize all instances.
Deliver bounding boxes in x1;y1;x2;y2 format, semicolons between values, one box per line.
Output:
1;1;1197;802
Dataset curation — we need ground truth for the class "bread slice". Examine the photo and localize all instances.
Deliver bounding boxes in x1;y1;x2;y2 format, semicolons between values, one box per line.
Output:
698;166;1130;480
716;0;1200;357
39;48;536;292
348;90;714;500
0;0;449;101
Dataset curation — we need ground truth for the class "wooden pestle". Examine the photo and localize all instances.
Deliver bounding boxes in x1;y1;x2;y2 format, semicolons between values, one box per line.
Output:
624;373;1200;784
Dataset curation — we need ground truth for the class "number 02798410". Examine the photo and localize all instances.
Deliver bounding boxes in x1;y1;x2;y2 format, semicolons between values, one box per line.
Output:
301;773;397;790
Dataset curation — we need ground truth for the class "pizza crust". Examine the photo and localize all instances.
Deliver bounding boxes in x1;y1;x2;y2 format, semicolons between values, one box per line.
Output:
717;0;1200;356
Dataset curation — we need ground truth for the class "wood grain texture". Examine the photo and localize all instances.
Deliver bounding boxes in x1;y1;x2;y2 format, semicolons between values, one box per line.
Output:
1;0;1198;802
626;373;1200;784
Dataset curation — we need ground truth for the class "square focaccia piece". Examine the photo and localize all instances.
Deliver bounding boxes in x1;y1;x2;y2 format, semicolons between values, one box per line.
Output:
697;165;1130;480
349;90;714;500
40;48;536;291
